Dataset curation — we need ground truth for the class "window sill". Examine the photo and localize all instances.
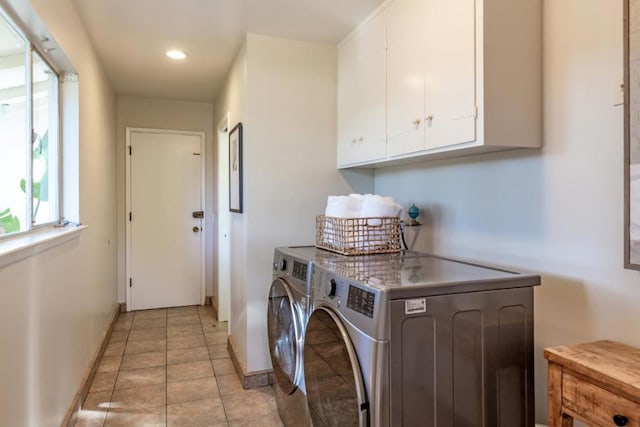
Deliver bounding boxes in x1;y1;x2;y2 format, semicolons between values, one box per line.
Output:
0;225;88;269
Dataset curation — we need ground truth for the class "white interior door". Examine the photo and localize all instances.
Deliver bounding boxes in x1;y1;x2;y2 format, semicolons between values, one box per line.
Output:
126;129;205;311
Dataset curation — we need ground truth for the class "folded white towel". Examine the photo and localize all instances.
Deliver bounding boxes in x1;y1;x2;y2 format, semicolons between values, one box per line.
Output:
325;195;360;218
359;194;403;223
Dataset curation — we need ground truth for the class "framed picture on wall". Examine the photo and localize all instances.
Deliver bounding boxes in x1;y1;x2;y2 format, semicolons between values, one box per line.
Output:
229;122;243;213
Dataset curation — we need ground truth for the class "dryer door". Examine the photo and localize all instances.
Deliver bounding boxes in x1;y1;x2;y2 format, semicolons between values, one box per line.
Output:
304;307;368;426
267;278;301;395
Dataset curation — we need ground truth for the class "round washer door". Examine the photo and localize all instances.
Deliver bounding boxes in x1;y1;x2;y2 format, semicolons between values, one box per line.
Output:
267;278;301;395
304;307;368;426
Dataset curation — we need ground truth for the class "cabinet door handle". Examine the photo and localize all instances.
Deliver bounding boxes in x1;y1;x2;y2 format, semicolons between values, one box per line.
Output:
351;138;357;143
358;136;364;142
425;114;434;121
412;118;421;125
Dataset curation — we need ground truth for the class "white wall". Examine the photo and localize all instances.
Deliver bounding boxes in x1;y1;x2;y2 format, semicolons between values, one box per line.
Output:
212;43;248;360
116;96;214;302
374;0;631;421
213;34;373;372
0;0;117;426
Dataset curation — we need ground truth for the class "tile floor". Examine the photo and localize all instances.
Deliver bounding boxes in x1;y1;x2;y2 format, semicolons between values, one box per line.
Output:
75;305;283;427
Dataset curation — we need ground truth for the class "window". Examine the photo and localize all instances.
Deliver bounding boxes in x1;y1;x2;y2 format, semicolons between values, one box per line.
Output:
0;11;60;237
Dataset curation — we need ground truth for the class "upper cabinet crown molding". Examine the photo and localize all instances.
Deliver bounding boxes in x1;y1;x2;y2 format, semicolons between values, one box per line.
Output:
337;0;542;169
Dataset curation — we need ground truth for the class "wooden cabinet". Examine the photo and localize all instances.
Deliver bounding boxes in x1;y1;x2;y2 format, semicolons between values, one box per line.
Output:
337;0;542;169
545;340;640;427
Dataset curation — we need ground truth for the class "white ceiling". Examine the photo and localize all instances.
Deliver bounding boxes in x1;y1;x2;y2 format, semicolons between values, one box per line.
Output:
72;0;385;102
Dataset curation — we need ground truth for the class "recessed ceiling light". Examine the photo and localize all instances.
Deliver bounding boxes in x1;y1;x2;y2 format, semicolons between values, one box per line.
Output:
166;50;188;60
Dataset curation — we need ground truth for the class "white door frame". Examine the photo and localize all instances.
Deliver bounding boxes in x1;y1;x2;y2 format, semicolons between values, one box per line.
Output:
125;127;206;311
216;114;231;321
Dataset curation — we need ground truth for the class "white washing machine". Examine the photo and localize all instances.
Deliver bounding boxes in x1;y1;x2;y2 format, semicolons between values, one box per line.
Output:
304;253;541;426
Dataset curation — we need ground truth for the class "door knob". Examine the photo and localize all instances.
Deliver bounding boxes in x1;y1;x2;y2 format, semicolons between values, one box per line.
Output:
192;226;200;232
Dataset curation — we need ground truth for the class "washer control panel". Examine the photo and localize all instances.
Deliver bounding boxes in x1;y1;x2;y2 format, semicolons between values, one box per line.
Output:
292;261;307;281
347;285;375;318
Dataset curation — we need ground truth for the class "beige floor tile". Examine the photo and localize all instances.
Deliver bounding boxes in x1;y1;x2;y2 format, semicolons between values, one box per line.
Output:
216;374;244;396
167;347;210;365
202;322;228;333
104;404;166;427
228;412;284;427
89;371;118;393
75;412;107;427
120;351;166;371
124;339;166;355
115;366;166;390
167;376;219;405
205;332;228;346
168;306;199;317
108;330;129;344
77;391;112;427
167;334;206;350
208;344;230;360
212;359;236;376
167;324;203;338
104;341;126;357
167;315;201;327
167;360;214;383
128;327;166;342
110;383;166;409
118;312;135;321
132;317;167;330
167;397;227;427
97;356;122;373
221;387;277;422
202;317;221;326
134;309;167;320
112;318;132;331
83;390;113;411
198;305;214;314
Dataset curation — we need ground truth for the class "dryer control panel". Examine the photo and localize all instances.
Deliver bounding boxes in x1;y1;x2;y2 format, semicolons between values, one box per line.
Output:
347;285;375;318
292;261;307;281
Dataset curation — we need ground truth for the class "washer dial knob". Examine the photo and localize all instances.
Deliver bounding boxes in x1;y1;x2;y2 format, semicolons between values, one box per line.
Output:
327;279;337;298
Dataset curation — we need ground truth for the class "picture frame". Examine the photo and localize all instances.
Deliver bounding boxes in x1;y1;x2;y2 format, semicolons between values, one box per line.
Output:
626;0;640;269
626;1;640;268
229;122;243;213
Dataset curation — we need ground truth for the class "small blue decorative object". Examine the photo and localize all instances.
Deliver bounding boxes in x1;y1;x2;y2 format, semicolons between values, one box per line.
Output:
407;204;420;226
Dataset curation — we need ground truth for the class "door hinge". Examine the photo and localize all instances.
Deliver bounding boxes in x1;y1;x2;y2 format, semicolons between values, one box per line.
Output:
129;212;132;221
129;278;132;288
129;146;132;155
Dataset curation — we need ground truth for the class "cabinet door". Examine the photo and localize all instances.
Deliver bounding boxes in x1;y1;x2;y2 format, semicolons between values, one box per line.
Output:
337;11;387;167
386;0;427;157
353;10;387;164
424;0;476;149
337;38;360;167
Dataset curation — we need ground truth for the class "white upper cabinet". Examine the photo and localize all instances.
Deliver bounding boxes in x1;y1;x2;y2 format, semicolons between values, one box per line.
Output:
337;0;542;169
337;9;387;166
386;0;426;157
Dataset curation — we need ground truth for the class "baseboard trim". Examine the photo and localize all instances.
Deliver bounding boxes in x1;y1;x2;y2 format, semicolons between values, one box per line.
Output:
119;302;126;312
61;304;121;427
227;335;274;389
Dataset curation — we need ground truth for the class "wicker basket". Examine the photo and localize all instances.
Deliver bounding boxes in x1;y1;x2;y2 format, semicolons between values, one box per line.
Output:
315;215;401;256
